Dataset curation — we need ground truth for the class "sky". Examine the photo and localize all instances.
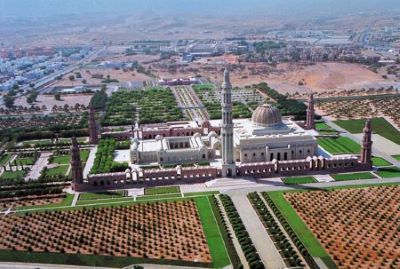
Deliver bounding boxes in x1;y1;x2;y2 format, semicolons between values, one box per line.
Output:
0;0;399;18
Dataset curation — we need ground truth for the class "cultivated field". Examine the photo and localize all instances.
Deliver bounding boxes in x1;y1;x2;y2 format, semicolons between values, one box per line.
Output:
0;200;211;263
285;186;400;269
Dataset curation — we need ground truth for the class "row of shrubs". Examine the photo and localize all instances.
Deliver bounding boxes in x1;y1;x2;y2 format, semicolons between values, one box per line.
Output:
261;192;319;269
219;194;265;269
211;196;243;269
0;186;64;199
248;192;304;268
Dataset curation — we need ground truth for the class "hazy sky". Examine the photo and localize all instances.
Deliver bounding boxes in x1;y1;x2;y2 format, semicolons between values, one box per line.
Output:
1;0;399;18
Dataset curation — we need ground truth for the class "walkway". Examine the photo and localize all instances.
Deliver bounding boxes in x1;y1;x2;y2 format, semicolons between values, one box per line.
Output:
230;194;286;269
83;146;97;179
25;152;51;181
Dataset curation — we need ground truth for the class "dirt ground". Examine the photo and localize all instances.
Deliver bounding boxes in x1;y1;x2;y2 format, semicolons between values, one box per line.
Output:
14;93;92;110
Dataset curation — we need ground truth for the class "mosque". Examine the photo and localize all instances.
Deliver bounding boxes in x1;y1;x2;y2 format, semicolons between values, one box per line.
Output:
129;69;317;175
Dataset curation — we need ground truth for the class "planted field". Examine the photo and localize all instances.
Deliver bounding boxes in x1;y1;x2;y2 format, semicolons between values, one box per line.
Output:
282;176;316;185
334;118;400;145
144;186;180;195
318;137;360;155
285;186;400;269
44;165;69;177
331;172;376;181
0;200;212;266
102;88;184;126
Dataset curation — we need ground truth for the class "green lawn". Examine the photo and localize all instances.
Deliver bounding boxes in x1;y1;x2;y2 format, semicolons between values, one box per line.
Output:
0;170;26;180
80;149;90;163
392;155;400;161
79;191;124;201
315;122;337;133
45;165;69;176
334;117;400;145
318;136;360;155
184;191;220;197
372;156;392;167
282;176;317;185
194;196;231;268
14;157;36;166
144;186;180;195
0;154;12;165
267;192;337;269
331;172;376;181
376;167;400;178
51;155;71;165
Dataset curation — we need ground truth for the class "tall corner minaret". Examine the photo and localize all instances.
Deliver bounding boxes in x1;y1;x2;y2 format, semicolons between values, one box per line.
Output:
88;104;99;144
305;93;315;129
71;136;84;188
221;67;236;177
360;119;373;166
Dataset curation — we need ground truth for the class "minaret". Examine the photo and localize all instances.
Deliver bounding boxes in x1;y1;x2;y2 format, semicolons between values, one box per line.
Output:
221;67;236;177
88;104;99;144
70;136;84;188
305;93;315;129
360;119;373;166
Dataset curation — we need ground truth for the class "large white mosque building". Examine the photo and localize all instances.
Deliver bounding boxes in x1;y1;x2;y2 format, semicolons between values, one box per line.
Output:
130;68;318;172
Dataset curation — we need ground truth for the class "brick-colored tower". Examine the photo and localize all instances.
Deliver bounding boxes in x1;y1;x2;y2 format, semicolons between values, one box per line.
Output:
70;136;84;188
305;93;315;129
88;104;99;144
360;119;373;166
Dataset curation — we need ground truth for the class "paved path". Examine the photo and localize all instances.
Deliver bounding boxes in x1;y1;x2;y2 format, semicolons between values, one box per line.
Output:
71;193;80;206
25;152;51;181
230;195;286;269
83;146;97;179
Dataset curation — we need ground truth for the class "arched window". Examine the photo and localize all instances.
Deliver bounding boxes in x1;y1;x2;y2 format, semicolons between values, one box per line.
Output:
284;152;288;160
277;152;281;161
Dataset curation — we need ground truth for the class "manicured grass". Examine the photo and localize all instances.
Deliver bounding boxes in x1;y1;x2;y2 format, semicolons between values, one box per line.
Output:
0;153;12;165
194;196;231;268
318;136;360;155
372;156;392;167
51;155;70;165
79;191;124;201
14;157;36;166
331;172;376;181
80;149;90;163
376;167;400;178
267;192;337;269
392;155;400;161
45;165;69;176
144;186;180;195
76;197;133;206
137;193;181;201
315;122;337;132
334;117;400;145
282;176;317;185
184;191;220;197
0;170;26;180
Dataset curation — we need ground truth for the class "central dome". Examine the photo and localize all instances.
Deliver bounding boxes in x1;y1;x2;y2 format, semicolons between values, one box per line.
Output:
252;104;283;128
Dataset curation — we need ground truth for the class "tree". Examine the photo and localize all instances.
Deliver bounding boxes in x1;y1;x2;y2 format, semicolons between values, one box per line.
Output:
54;93;61;101
3;95;15;108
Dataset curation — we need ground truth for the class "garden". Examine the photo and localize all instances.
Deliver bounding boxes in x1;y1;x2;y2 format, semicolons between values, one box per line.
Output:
282;176;317;185
102;88;184;126
90;139;128;174
331;172;376;181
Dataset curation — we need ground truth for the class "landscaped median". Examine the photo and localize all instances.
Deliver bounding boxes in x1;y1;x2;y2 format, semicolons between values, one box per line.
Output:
219;194;264;269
